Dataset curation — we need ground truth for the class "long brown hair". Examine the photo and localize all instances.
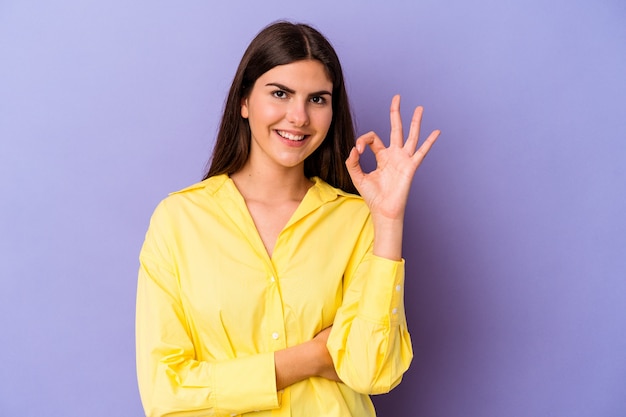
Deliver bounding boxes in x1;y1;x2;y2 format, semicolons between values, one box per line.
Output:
203;21;357;194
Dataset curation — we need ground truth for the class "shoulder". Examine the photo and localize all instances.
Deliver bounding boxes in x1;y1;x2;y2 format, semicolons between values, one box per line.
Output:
149;174;231;222
311;177;361;200
310;177;370;216
169;174;229;197
164;174;230;204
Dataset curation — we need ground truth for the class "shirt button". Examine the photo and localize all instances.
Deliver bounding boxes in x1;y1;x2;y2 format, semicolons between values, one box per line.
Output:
272;332;279;340
270;276;275;282
395;285;402;292
392;308;398;314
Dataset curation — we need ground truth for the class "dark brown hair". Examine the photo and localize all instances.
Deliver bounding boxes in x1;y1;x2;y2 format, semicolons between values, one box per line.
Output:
203;21;357;194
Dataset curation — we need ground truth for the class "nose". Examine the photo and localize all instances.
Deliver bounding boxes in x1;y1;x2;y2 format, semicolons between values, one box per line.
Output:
286;99;309;127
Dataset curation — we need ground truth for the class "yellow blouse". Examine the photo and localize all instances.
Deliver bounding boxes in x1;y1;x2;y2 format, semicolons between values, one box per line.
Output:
136;174;413;417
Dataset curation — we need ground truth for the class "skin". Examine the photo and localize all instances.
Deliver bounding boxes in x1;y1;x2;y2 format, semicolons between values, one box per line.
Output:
231;60;441;391
234;60;334;258
347;95;440;261
239;59;333;181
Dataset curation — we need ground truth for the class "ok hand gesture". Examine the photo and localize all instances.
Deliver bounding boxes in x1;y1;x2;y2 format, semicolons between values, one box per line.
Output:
346;95;441;223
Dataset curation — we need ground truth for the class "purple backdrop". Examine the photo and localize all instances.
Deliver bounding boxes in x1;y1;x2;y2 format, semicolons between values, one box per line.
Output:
1;1;624;416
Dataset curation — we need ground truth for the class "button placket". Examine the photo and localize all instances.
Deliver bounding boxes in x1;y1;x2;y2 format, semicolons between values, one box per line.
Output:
266;265;287;350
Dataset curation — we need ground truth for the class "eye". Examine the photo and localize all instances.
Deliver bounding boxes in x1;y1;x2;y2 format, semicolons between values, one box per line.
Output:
272;90;288;99
310;95;327;105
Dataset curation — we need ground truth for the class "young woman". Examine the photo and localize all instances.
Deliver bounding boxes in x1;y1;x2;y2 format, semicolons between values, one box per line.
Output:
136;21;440;417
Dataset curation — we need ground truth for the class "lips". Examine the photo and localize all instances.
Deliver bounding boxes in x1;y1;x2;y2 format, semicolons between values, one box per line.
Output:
276;130;308;141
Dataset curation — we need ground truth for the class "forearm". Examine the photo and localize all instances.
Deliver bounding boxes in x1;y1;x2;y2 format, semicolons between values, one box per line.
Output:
138;350;279;416
327;256;413;394
274;342;316;390
371;215;404;261
138;261;280;415
274;329;339;390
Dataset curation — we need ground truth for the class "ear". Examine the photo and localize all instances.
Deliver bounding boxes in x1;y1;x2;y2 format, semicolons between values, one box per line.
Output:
241;97;249;119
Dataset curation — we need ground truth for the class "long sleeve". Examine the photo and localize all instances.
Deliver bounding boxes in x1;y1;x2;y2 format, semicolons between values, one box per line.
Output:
135;201;279;417
326;219;414;395
136;176;414;416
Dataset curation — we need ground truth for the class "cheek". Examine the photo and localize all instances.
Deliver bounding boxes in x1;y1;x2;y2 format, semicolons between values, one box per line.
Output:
249;100;284;125
317;109;333;132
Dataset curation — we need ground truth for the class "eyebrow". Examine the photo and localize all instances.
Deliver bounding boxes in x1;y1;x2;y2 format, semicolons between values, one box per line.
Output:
265;82;332;97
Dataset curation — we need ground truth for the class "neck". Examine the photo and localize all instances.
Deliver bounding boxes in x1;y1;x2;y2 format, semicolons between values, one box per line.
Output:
230;162;313;203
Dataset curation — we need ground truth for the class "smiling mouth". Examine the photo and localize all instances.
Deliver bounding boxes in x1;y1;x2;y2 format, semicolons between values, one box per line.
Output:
276;130;308;141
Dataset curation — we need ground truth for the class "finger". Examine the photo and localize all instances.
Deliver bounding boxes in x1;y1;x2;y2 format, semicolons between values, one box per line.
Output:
355;131;386;154
405;106;423;154
412;129;441;164
389;95;404;148
345;146;365;184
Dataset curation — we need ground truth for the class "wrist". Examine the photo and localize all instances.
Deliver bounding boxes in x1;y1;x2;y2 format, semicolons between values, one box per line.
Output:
303;339;323;377
371;216;404;261
275;343;318;390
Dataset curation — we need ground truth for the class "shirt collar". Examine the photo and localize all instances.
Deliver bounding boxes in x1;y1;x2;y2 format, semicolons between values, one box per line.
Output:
171;174;357;205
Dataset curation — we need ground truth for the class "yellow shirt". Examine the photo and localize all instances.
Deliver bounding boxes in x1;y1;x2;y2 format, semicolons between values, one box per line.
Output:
136;174;413;417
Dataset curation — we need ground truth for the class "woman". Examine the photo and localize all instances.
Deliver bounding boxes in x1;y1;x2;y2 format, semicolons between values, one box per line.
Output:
136;21;440;416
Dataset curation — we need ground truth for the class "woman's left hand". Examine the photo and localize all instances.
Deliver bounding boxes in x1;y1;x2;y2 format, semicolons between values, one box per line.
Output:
346;95;440;222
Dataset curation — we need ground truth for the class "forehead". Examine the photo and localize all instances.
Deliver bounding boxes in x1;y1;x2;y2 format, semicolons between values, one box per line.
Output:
256;60;333;90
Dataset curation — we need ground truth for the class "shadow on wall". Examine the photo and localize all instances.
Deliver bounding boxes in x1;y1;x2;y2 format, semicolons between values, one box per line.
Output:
371;182;477;416
343;58;472;415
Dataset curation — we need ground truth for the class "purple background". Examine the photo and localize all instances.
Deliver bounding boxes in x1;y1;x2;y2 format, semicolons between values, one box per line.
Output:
1;1;625;416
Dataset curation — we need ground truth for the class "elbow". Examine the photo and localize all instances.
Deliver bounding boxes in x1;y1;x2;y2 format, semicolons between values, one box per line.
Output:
137;368;215;417
335;351;413;395
334;337;414;395
327;318;414;395
341;364;410;395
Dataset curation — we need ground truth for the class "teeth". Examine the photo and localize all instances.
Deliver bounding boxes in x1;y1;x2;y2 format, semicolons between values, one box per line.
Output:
277;130;306;141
